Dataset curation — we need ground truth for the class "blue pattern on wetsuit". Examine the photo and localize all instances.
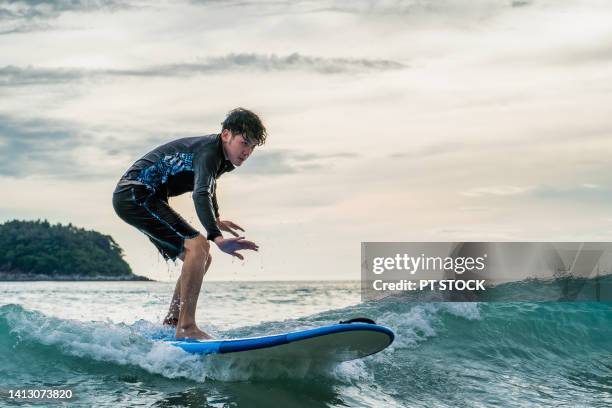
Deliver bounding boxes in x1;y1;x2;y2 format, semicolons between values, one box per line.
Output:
137;153;193;191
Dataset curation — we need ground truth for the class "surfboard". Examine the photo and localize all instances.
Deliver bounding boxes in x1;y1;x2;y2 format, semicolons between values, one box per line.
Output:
155;319;394;362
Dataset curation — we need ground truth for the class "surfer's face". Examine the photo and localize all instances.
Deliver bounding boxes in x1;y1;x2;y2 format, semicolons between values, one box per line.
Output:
221;130;256;167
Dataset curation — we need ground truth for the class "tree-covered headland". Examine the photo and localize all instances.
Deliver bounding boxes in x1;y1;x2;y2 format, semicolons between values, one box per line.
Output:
0;219;148;280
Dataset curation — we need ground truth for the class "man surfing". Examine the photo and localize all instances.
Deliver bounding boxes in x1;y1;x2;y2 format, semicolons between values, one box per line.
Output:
112;108;266;340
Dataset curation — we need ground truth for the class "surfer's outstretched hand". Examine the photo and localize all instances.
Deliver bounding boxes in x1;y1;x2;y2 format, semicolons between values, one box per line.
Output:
217;219;245;237
213;236;259;260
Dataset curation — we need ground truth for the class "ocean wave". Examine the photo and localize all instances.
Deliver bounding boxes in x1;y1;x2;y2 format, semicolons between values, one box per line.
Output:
2;286;611;404
0;303;402;383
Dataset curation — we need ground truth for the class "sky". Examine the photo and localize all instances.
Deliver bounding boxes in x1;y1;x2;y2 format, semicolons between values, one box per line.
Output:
1;0;612;281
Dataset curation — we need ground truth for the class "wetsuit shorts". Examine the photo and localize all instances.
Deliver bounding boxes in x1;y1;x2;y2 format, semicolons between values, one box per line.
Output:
112;185;199;261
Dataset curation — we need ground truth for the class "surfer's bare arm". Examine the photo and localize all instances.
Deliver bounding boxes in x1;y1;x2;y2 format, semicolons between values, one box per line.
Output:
213;236;259;260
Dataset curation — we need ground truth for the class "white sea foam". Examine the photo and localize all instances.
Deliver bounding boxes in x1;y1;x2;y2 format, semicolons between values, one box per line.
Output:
2;304;371;382
4;305;211;381
372;302;481;354
441;302;481;320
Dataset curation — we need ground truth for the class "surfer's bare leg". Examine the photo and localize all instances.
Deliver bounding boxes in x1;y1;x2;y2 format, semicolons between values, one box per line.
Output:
162;280;181;327
163;253;212;326
175;234;212;340
162;253;184;326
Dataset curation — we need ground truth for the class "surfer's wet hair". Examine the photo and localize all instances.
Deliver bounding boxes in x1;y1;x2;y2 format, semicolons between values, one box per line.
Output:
221;107;267;146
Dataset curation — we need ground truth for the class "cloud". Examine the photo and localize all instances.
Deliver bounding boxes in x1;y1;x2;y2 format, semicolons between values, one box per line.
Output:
532;184;612;204
511;0;532;8
0;21;51;34
462;183;612;206
493;40;612;68
0;114;358;179
0;65;84;86
0;0;129;35
243;149;358;175
582;183;599;189
546;42;612;66
429;225;523;240
0;53;406;86
0;115;74;177
0;0;127;21
195;0;532;17
292;152;359;161
462;185;534;197
201;53;406;74
243;151;298;175
389;142;467;159
0;114;125;179
0;114;81;177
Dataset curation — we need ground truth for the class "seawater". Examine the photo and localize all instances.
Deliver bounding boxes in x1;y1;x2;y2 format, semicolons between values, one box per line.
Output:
1;279;611;407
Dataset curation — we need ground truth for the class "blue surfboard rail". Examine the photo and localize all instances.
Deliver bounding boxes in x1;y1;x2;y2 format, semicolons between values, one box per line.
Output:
158;322;395;356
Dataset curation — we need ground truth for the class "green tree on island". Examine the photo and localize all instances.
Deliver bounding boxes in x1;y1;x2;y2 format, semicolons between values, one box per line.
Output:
0;219;137;278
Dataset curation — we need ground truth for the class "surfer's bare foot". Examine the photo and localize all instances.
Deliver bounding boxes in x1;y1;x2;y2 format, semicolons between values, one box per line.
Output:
175;324;213;340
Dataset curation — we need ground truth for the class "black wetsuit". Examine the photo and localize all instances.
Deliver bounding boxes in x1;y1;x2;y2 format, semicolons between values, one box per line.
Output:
112;134;234;260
